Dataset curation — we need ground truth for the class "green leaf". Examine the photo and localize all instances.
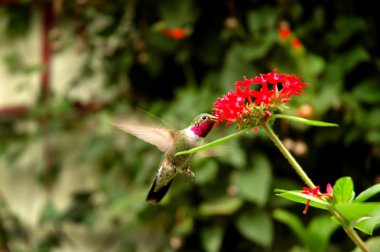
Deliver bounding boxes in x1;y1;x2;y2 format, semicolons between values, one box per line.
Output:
367;130;380;144
352;78;380;103
272;114;339;127
246;7;277;33
352;236;380;252
231;153;272;206
242;34;277;61
312;84;342;115
105;189;147;220
275;189;331;210
274;210;339;252
198;197;243;216
218;139;247;169
273;209;307;244
158;0;198;26
355;184;380;202
333;177;355;203
334;202;380;225
341;45;370;73
366;108;380;128
172;216;194;236
200;225;224;252
298;53;326;82
194;160;218;185
326;17;366;48
79;136;109;162
354;216;380;235
236;209;273;247
307;215;340;251
39;202;61;224
220;44;256;89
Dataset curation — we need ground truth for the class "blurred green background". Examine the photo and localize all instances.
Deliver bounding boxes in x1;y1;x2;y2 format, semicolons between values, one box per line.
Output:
0;0;379;251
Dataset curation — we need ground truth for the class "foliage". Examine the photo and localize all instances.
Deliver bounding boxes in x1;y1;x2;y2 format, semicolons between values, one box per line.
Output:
277;177;380;236
0;0;379;251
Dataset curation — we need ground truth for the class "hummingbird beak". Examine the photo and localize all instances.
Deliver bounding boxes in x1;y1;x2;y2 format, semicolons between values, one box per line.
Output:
209;115;218;122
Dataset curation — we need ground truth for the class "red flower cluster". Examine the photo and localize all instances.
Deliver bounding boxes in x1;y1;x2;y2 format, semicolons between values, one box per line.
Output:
301;184;333;214
212;70;308;127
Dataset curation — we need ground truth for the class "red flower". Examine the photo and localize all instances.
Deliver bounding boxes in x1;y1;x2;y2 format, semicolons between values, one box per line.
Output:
213;89;249;126
261;71;286;85
278;26;292;40
251;84;275;105
212;70;308;128
291;38;303;49
301;184;333;214
162;27;187;40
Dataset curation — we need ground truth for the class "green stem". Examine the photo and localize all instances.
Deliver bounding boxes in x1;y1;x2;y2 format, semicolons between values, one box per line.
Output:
263;122;369;252
176;128;250;156
262;123;315;189
329;209;369;252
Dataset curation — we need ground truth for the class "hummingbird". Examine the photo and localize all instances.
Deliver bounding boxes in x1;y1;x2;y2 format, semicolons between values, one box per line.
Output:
112;113;217;204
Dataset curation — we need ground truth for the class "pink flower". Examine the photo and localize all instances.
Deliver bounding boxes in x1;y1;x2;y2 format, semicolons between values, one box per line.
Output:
325;183;333;199
301;184;333;214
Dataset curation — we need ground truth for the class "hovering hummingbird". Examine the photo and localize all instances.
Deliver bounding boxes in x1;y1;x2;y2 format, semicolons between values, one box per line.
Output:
112;113;217;204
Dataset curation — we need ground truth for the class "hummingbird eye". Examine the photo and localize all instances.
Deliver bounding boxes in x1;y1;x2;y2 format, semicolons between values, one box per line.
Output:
201;115;207;120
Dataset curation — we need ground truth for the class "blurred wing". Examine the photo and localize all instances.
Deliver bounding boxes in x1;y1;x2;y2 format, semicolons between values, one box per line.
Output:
112;122;175;152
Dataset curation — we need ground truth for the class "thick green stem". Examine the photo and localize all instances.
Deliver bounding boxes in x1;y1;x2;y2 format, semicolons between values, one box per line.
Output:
176;128;250;156
330;209;369;252
263;122;369;252
262;123;315;189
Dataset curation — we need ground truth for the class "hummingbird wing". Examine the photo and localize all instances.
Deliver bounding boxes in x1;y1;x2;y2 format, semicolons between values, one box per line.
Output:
112;122;176;152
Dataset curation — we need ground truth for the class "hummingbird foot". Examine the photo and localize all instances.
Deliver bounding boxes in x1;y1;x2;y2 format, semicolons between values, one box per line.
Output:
184;168;195;181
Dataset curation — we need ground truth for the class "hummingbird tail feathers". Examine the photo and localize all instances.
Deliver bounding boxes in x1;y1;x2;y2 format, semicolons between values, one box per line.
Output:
146;177;174;204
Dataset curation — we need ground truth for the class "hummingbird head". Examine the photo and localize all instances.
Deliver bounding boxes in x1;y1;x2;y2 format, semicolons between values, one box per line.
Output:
190;113;217;138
